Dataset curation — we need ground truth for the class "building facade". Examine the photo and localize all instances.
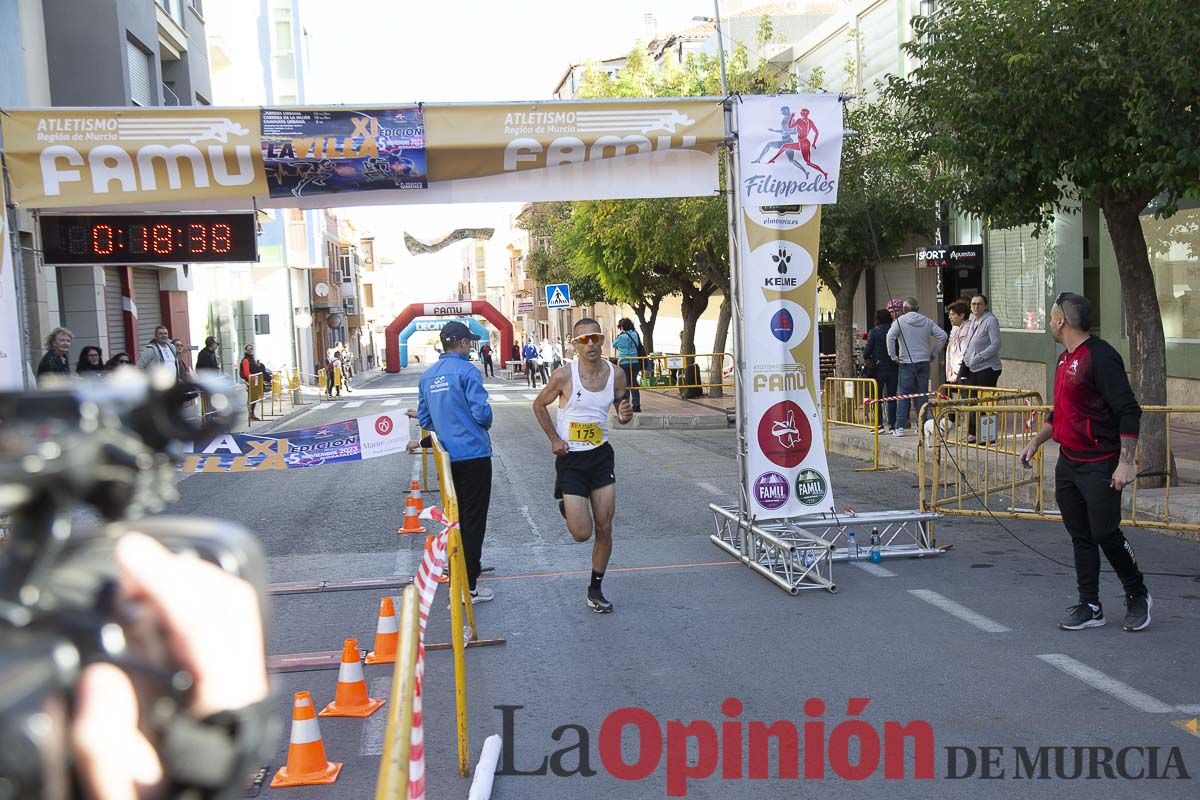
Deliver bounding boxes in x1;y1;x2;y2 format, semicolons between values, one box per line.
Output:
2;0;213;379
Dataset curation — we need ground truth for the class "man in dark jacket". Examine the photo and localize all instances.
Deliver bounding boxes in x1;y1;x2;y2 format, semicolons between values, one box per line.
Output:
1020;292;1150;632
196;336;221;372
416;321;495;604
863;309;899;431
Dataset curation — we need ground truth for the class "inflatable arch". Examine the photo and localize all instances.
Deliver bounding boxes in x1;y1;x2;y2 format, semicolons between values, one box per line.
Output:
385;300;513;373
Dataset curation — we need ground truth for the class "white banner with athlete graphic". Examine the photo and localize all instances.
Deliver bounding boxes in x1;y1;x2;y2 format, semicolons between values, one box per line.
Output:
738;94;843;207
736;203;835;517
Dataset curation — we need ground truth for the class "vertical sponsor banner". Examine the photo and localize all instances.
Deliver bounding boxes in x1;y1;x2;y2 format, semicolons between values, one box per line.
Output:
0;176;24;389
738;95;840;516
738;94;842;206
737;203;834;516
261;107;426;199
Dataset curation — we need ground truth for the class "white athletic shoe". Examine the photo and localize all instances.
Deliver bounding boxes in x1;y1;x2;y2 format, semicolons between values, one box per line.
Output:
449;585;494;609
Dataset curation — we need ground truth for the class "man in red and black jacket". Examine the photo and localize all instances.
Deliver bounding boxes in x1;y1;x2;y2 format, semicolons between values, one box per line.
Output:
1021;292;1150;632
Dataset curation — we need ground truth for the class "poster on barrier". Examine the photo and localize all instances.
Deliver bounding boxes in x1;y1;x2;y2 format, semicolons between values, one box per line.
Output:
181;412;409;474
736;205;835;517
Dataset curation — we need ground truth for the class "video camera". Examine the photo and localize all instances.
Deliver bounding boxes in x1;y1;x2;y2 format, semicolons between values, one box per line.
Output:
0;368;276;799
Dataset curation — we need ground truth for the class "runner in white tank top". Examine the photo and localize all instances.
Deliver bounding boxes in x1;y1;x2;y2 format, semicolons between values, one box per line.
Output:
555;360;614;452
532;318;634;613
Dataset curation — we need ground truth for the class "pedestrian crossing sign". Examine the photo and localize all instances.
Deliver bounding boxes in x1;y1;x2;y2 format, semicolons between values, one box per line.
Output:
546;283;572;309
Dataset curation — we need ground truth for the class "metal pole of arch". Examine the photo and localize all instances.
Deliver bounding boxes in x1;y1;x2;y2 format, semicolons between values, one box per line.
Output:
724;99;750;532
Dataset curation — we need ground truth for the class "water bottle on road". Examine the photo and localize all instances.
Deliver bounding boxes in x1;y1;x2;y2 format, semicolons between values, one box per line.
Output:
869;527;882;564
847;531;859;561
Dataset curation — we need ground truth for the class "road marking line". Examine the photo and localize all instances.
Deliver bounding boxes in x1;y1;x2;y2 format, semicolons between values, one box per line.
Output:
907;589;1011;633
1036;654;1177;713
522;393;540;400
343;401;364;408
697;482;724;495
518;505;542;538
1177;705;1200;714
359;677;393;756
852;561;897;577
381;398;402;407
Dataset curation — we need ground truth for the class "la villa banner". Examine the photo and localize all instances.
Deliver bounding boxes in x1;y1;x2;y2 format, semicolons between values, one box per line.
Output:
0;99;724;210
736;94;843;518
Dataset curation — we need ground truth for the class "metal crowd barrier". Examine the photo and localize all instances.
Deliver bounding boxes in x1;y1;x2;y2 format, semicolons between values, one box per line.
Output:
918;401;1200;534
421;430;507;776
625;352;734;394
373;583;421;798
822;376;895;472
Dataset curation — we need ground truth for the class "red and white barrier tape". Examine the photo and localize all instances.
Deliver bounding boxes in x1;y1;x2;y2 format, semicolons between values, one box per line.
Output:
862;391;946;406
407;506;454;800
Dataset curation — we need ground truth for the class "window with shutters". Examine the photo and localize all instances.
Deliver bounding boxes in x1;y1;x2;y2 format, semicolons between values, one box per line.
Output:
987;225;1051;332
126;38;154;106
254;314;271;335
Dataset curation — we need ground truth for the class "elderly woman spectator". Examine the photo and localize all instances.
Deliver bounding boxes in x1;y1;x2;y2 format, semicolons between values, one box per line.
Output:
37;327;73;381
75;345;106;376
945;299;972;384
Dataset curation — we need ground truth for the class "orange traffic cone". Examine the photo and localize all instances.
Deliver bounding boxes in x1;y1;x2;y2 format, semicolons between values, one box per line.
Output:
271;691;343;787
409;479;424;513
320;638;385;718
364;597;398;665
398;497;423;535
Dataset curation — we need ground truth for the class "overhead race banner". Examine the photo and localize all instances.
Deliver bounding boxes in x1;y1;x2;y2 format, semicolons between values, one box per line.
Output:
0;99;723;210
737;204;835;517
180;411;408;474
0;177;24;390
261;107;426;199
738;94;843;207
0;108;268;209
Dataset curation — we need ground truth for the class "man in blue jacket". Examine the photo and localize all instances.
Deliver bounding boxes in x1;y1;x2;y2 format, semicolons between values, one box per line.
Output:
417;321;495;603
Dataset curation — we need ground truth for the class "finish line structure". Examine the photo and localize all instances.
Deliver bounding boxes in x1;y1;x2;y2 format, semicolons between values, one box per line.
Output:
0;95;943;605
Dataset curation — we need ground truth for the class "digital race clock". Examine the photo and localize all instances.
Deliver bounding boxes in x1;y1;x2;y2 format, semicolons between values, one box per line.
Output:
39;213;258;266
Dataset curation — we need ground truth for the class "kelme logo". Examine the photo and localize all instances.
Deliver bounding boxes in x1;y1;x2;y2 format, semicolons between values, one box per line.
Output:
794;469;827;506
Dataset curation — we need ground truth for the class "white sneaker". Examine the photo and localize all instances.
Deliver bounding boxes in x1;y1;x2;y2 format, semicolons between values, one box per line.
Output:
891;428;907;436
448;585;494;609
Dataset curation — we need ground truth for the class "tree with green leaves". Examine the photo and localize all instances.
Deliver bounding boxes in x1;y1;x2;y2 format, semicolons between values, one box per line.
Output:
818;94;937;378
563;18;795;389
889;0;1200;481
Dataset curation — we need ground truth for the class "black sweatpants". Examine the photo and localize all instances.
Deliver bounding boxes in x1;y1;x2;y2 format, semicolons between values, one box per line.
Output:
449;456;492;591
1055;454;1147;605
964;367;1001;436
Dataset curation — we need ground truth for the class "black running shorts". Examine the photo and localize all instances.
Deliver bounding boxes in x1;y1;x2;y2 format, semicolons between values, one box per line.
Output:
554;442;616;499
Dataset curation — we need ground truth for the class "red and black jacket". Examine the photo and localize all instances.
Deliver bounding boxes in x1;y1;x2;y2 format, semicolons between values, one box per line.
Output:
1047;337;1140;462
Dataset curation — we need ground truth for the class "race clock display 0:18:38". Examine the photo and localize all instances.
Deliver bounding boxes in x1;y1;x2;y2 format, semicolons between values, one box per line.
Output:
38;213;259;266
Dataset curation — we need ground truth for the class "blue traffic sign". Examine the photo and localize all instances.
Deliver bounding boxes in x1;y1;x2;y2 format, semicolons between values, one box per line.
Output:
545;283;572;309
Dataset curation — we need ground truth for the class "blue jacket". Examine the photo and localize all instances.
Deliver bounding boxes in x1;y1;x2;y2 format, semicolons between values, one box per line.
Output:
522;343;538;360
417;353;493;461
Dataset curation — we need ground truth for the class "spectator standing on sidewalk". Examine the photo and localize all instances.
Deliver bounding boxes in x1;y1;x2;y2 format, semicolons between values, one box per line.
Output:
240;344;270;421
958;294;1003;442
138;325;177;373
886;297;947;435
196;336;221;372
1019;292;1151;632
479;342;495;377
75;345;106;377
523;339;541;388
863;309;898;431
413;321;496;604
945;300;972;383
613;318;644;414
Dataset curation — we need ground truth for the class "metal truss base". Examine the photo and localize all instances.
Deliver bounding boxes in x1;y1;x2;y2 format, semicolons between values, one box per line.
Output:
710;505;946;594
710;504;836;595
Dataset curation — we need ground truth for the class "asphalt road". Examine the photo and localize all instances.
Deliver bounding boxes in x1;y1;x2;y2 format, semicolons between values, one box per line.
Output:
170;364;1200;800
